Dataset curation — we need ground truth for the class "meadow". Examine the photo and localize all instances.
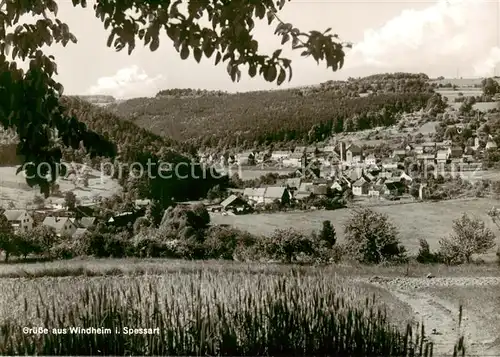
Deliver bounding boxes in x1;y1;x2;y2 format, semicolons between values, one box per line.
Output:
0;265;465;356
211;198;500;257
0;165;122;207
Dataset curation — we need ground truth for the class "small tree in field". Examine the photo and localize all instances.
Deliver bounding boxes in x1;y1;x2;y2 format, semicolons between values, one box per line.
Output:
64;191;77;210
319;220;336;248
439;213;496;264
266;228;316;263
344;208;406;264
33;195;45;209
0;215;15;262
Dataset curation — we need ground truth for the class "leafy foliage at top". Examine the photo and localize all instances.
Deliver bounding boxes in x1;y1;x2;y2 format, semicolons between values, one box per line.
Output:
0;0;348;195
344;208;407;264
108;73;435;148
439;213;496;264
481;78;500;96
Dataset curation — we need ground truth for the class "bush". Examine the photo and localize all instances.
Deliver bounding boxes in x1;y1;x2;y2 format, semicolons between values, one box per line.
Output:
329;244;344;263
416;239;441;264
319;220;336;248
79;229;131;258
439;213;496;264
205;227;264;260
264;228;317;263
50;241;77;260
131;233;177;258
344;208;407;264
204;226;240;260
174;237;206;259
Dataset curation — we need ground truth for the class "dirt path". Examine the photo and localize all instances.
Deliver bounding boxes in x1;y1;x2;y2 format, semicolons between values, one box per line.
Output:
359;276;500;357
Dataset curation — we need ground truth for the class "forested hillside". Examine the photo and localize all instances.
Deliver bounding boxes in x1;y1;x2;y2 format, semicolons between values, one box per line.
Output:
107;73;438;148
60;97;225;207
0;98;223;207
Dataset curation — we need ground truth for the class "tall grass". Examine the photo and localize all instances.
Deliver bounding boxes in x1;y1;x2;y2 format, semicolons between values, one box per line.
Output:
0;270;465;356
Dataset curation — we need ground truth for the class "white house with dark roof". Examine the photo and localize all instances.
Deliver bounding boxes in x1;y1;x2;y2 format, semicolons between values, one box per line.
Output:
3;210;33;233
243;188;266;204
436;150;449;164
352;177;370;196
282;152;303;167
42;216;77;237
346;144;363;163
72;228;88;239
271;151;291;161
263;186;290;204
364;154;377;165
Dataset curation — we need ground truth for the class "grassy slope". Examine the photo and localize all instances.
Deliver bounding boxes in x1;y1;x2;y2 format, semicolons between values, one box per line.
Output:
210;198;500;256
1;257;499;279
0;165;122;207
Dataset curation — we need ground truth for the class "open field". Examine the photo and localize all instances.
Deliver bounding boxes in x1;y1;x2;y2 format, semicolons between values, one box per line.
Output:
0;258;497;355
430;78;486;87
449;102;498;112
415;120;438;135
1;257;500;279
211;198;500;257
230;167;295;180
0;165;122;208
0;267;431;356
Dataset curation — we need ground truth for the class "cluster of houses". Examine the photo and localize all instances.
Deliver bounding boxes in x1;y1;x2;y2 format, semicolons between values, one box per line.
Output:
203;133;499;214
0;199;151;238
1;208;94;238
200;133;495;171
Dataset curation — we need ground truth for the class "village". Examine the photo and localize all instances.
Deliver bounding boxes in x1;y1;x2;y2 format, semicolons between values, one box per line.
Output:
2;108;499;240
0;199;150;241
196;120;497;215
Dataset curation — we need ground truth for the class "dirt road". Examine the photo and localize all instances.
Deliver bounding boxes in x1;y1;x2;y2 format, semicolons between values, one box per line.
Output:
360;276;500;357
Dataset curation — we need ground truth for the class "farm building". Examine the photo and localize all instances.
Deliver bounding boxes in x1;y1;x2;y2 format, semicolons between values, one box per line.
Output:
107;209;145;228
220;195;251;213
345;144;363;163
243;188;266;205
448;147;463;158
237;152;255;165
42;216;77;237
70;216;96;229
2;209;33;233
364;154;377;165
436;150;449;164
72;228;88;239
383;181;405;196
263;186;290;205
282;152;303;167
352;177;369;196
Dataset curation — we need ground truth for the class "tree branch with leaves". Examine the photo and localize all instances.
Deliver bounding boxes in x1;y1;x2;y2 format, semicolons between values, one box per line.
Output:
0;0;349;196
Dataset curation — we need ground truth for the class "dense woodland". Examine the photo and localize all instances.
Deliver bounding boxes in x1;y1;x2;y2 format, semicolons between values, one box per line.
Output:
108;73;437;149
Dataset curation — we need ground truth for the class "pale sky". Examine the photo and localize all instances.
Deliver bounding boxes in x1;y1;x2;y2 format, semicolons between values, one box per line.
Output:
29;0;499;98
